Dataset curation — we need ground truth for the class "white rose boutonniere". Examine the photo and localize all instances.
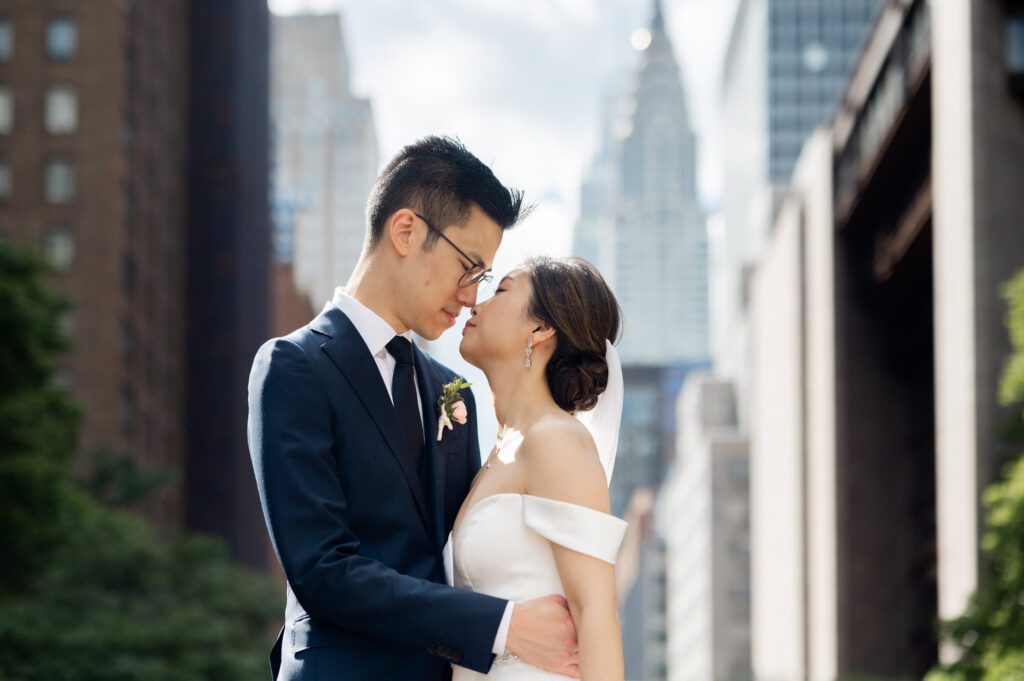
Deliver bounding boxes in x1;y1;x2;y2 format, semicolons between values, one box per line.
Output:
436;378;471;441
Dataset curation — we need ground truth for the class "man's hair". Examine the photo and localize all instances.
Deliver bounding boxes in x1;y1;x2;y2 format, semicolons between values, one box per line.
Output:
365;136;530;252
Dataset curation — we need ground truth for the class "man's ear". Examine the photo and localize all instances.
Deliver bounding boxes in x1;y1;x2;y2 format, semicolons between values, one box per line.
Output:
387;209;417;257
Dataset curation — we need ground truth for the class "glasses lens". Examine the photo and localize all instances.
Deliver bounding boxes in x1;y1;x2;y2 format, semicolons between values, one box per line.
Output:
460;267;491;288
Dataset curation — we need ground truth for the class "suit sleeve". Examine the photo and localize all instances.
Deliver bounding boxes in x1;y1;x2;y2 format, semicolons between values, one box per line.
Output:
248;337;505;673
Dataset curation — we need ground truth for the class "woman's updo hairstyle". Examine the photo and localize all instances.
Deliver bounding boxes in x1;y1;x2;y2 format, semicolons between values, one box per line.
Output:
524;256;622;413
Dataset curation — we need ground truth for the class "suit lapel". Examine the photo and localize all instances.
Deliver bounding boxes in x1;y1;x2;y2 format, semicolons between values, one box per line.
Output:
313;306;431;533
413;344;448;552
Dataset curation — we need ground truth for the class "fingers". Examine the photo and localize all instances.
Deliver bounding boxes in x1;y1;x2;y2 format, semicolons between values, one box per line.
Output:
563;615;578;642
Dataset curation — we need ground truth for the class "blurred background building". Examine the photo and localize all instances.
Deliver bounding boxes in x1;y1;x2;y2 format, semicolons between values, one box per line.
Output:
0;0;278;571
184;0;274;570
715;0;882;390
0;2;191;526
652;0;886;679
660;375;750;681
575;4;714;678
578;0;708;367
271;12;377;310
705;1;1024;680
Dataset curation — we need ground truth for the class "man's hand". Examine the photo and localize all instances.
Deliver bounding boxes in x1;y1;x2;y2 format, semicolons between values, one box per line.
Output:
505;594;580;678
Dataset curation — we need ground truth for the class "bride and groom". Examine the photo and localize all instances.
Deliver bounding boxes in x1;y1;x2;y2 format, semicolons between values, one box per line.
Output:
248;136;627;681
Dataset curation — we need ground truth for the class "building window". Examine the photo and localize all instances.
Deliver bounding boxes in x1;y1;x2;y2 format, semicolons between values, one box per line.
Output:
120;384;134;435
0;87;13;134
44;159;74;204
122;253;135;296
45;86;77;134
120;320;134;359
44;226;74;273
46;17;76;60
1009;14;1024;71
0;158;10;200
0;19;13;62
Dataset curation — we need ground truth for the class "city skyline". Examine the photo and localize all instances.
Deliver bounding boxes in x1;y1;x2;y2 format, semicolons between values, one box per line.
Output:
267;0;738;277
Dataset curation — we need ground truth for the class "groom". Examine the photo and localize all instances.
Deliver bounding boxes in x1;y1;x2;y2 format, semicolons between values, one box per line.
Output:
248;137;578;680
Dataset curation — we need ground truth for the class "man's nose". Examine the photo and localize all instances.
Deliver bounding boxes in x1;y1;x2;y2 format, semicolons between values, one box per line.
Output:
455;283;478;308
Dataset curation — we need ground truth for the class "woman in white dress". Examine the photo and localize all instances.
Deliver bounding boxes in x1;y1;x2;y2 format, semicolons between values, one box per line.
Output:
449;256;627;681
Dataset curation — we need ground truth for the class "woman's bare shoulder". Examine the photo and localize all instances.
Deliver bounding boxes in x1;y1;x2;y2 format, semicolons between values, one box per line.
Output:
519;412;609;511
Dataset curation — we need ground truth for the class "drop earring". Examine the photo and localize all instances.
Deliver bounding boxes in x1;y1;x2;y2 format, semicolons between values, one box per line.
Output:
524;336;533;369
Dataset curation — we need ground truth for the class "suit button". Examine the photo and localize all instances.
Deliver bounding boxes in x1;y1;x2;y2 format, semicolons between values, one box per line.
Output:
453;651;463;662
427;645;437;654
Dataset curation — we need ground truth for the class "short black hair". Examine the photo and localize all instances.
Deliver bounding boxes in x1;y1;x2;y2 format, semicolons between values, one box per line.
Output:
365;136;530;252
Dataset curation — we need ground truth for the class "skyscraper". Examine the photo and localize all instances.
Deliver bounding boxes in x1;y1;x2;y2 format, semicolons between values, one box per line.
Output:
574;87;626;277
185;0;273;570
766;0;879;182
716;0;882;376
660;376;751;681
614;0;708;365
271;13;378;309
575;6;713;677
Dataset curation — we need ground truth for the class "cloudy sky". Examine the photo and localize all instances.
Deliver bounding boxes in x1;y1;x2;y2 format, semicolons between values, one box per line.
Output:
269;0;738;447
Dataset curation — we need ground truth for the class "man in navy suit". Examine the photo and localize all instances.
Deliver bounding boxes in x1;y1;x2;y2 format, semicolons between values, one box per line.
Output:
248;137;578;680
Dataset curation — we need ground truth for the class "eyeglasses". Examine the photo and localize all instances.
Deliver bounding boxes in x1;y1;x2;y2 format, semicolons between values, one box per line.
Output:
414;212;493;288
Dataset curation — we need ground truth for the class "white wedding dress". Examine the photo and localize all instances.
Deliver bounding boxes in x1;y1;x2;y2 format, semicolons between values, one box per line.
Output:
443;493;628;680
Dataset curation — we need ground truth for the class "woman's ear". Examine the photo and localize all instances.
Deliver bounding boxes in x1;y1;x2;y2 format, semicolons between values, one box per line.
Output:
531;323;557;347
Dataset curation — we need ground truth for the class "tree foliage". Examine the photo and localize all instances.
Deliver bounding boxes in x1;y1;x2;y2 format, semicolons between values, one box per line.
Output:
0;243;279;680
927;271;1024;680
0;244;79;591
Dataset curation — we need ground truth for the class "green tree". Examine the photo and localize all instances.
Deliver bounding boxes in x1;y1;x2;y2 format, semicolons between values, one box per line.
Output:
927;271;1024;681
0;244;79;592
0;496;280;681
0;243;279;680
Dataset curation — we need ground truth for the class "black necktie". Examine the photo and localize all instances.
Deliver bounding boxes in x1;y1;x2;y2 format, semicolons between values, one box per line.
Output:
385;336;425;480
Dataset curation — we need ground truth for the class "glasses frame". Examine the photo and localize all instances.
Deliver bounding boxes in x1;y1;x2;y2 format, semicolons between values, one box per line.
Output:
413;212;493;288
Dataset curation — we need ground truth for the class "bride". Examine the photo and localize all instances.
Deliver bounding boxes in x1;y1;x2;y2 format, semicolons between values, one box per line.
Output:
447;256;627;681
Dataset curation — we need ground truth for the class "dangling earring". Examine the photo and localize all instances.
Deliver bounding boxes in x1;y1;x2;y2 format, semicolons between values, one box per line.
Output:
524;336;533;369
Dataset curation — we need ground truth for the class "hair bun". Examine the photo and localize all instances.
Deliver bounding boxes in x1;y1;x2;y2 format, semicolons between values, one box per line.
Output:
547;350;609;413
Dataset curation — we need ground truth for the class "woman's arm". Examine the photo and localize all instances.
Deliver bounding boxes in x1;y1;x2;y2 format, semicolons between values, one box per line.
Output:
520;418;624;681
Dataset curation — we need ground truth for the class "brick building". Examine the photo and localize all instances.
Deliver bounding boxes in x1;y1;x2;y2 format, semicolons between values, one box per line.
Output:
0;1;274;571
0;1;189;525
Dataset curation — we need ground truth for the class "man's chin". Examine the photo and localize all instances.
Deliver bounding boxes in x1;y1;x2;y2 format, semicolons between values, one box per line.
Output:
416;326;444;342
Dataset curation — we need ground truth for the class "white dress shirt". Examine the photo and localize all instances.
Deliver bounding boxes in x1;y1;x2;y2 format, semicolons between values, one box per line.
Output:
330;288;514;656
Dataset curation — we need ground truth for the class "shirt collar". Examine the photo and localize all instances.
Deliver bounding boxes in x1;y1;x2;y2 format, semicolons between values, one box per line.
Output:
330;287;413;358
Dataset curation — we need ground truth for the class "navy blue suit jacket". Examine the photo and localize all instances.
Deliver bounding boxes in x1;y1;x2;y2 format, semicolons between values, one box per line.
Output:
247;303;507;680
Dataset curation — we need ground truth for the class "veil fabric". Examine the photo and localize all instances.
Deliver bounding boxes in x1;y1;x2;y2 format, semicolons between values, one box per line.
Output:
574;340;623;487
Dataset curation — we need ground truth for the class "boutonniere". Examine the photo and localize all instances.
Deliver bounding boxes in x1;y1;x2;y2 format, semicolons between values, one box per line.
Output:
436;378;471;441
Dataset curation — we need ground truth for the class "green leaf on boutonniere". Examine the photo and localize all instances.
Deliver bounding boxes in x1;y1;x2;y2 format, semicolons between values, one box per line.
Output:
437;377;472;418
